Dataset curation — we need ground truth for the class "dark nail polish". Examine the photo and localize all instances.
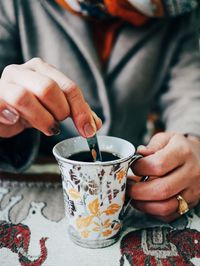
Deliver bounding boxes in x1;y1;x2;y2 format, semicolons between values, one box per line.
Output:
50;123;61;135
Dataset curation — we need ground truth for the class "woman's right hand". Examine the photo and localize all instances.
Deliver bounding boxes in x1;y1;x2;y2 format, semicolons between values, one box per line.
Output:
0;58;102;138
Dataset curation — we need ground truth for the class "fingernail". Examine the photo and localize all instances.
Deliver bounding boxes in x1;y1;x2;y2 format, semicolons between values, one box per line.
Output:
1;109;19;124
92;111;102;124
137;145;147;151
84;123;96;137
50;123;61;135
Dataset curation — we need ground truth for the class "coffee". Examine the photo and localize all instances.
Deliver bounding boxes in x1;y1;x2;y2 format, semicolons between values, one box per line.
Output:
68;151;120;162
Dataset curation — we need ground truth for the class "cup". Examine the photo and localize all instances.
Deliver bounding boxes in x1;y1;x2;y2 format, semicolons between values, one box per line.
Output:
53;136;141;248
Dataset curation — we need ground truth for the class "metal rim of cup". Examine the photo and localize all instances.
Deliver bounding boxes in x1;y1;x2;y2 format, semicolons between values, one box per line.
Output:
52;135;136;166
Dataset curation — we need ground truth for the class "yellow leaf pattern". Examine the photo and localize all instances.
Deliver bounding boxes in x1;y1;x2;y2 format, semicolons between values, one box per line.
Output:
114;223;121;231
103;219;112;228
116;170;126;183
92;227;100;232
102;230;112;237
69;164;126;239
88;198;100;216
68;188;81;199
76;216;93;229
103;204;120;215
81;230;89;238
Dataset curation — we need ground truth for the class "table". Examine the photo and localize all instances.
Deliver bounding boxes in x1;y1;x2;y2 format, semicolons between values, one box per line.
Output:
1;158;200;266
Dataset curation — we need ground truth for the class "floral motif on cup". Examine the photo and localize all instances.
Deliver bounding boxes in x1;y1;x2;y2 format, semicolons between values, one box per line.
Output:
116;169;126;183
62;161;128;240
74;198;121;238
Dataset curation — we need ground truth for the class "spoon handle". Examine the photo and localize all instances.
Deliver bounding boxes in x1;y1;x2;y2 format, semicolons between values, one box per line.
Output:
87;134;102;162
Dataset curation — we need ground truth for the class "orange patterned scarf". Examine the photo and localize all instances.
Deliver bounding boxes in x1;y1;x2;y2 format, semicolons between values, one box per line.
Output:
56;0;153;25
56;0;152;64
55;0;198;64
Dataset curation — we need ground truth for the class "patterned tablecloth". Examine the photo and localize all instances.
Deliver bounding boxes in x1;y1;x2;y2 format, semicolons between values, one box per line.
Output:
0;160;200;266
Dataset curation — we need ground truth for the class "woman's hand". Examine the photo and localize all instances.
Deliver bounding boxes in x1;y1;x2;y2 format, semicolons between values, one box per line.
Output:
0;58;102;138
128;132;200;222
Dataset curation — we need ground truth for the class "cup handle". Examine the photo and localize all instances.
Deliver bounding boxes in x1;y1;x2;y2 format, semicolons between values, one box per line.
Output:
122;154;149;216
128;153;149;182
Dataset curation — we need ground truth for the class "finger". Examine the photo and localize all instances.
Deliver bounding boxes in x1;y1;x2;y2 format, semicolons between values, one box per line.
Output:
132;134;186;176
0;99;19;125
83;103;102;131
2;64;70;122
146;132;174;152
137;132;173;155
132;197;198;219
0;120;25;138
67;89;96;137
132;197;178;217
0;80;60;136
128;165;188;201
153;201;198;223
25;58;99;137
136;145;155;156
128;175;141;183
127;175;156;183
91;110;102;130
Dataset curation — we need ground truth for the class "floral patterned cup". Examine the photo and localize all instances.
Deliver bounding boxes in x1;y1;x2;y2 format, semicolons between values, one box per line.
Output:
53;136;141;248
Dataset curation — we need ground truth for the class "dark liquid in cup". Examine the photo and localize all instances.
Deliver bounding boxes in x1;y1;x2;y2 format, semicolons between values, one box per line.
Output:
67;151;120;162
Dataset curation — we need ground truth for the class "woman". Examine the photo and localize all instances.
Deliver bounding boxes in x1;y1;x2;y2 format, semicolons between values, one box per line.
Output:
0;0;200;222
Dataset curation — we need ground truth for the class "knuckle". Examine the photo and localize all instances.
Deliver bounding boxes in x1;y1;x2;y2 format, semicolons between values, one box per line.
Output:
154;132;165;139
11;88;32;108
153;159;166;176
38;78;58;100
29;57;44;66
56;106;70;121
154;182;171;200
2;64;18;79
65;82;82;101
75;111;90;124
160;183;171;200
60;110;70;121
182;143;192;158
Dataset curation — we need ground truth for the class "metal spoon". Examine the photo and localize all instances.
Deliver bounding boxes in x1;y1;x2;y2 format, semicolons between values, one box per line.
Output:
87;134;102;162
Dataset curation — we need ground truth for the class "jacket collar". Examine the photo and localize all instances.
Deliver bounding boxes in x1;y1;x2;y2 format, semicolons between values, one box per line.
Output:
40;0;111;134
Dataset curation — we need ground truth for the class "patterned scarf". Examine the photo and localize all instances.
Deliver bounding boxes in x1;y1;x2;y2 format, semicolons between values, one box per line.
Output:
55;0;199;63
56;0;198;19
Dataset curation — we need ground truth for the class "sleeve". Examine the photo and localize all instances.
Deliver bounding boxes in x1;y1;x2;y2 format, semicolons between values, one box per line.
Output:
0;0;40;173
158;8;200;138
0;0;22;72
163;0;200;17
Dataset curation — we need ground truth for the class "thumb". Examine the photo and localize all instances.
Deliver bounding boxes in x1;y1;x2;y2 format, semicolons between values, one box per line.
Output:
137;132;174;155
0;100;20;125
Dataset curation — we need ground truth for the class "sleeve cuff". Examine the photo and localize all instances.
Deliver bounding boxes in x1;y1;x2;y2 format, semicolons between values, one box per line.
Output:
0;129;40;173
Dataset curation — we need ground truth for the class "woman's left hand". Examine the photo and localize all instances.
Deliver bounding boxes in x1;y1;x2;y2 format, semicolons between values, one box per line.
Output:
128;132;200;222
